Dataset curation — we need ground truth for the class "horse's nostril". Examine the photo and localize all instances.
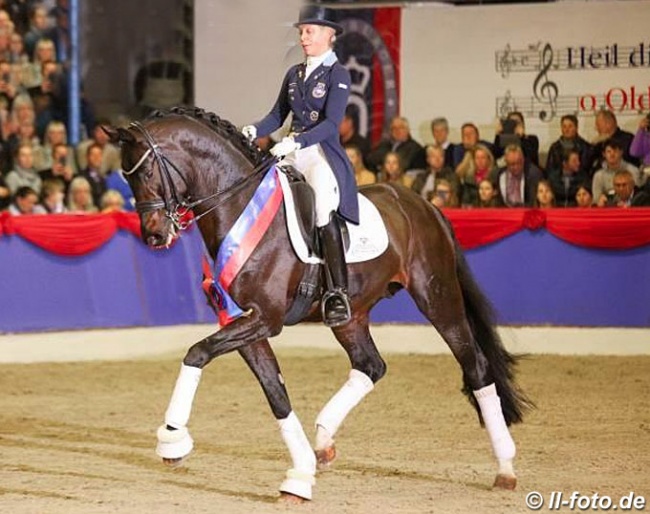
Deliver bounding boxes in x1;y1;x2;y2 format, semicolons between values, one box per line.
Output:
147;234;163;247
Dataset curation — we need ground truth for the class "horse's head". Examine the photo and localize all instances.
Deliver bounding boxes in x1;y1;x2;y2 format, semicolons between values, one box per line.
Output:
104;123;186;249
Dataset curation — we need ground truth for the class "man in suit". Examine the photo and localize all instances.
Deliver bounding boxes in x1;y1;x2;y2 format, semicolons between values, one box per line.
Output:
493;145;543;207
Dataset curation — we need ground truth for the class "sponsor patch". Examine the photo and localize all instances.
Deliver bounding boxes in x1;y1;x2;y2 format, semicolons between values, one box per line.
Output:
312;82;327;98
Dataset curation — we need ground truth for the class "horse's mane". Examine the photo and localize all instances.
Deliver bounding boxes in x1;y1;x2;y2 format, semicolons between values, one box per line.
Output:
148;106;266;166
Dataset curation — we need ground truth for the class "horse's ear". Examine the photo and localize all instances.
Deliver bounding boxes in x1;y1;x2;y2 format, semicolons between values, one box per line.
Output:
102;125;135;145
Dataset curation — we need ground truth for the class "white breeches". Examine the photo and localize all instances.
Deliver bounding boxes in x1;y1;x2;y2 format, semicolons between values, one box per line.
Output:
281;144;340;227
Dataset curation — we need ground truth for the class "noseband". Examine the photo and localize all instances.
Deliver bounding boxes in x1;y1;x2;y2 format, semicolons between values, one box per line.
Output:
125;121;274;231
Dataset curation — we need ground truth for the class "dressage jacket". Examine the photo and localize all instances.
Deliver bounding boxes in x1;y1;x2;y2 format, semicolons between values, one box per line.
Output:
255;52;359;225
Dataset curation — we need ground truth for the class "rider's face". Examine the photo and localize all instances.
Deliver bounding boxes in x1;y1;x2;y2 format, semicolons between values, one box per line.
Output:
298;24;334;57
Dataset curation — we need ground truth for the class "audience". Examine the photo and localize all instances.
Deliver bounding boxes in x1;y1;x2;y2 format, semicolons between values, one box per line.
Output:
548;148;588;208
67;176;98;213
8;184;38;215
575;183;594;209
546;114;592;177
630;114;650;181
100;189;126;213
429;117;456;168
588;110;637;175
476;179;503;208
493;111;540;166
379;151;413;188
606;169;650;208
456;143;496;207
534;179;555;209
367;116;425;173
34;177;65;213
493;144;543;207
430;178;459;209
345;144;376;187
5;142;41;194
592;139;641;207
339;110;370;166
411;144;459;202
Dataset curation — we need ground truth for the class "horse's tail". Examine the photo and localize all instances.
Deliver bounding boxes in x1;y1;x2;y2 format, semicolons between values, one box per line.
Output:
447;223;533;425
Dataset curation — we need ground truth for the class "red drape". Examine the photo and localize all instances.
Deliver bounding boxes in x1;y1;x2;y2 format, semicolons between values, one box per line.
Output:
2;208;650;256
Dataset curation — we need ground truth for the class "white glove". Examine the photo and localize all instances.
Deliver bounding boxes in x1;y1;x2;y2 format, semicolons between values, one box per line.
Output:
241;125;257;142
270;136;301;159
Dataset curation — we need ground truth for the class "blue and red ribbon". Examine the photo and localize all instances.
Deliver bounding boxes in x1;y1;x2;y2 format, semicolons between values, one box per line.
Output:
202;165;284;326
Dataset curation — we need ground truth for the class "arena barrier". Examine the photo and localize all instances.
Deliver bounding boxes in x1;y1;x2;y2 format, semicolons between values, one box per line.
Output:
0;209;649;332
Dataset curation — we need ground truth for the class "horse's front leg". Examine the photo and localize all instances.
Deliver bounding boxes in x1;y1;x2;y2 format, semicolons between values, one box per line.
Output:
239;340;316;502
314;315;385;469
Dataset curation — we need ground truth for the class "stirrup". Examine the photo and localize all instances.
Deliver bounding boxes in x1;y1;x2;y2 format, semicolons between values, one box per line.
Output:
321;289;352;328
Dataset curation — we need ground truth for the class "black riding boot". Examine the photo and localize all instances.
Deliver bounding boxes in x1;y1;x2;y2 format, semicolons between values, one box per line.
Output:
318;215;352;327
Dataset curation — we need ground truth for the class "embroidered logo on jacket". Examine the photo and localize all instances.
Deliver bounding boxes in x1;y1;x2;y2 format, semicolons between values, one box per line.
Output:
312;82;327;99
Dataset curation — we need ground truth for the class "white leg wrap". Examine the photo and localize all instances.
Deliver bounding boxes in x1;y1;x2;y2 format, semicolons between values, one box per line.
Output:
164;364;202;428
314;369;374;450
473;383;516;462
278;411;316;500
156;425;193;459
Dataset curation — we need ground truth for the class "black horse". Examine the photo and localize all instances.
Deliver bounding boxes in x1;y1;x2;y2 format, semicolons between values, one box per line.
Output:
106;107;530;502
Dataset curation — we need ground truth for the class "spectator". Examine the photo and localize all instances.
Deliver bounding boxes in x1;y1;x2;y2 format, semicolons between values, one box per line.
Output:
430;178;459;209
429;117;456;168
23;37;56;90
76;119;121;176
379;150;413;188
451;122;493;169
23;5;55;59
0;167;10;209
8;184;38;215
476;179;503;208
339;110;370;166
630;114;650;180
34;177;66;213
493;144;543;207
456;143;496;207
605;169;650;208
493;111;539;166
412;144;459;202
100;189;126;213
535;179;555;209
575;182;593;208
5;142;41;194
39;142;74;194
0;59;18;106
548;148;588;207
0;28;10;62
367;116;424;173
588;109;637;175
67;176;98;213
104;168;135;211
78;142;106;207
39;120;77;173
8;32;28;64
592;139;641;207
345;144;375;187
545;114;592;177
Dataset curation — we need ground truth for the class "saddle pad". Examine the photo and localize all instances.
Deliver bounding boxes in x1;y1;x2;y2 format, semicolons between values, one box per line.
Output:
277;172;389;264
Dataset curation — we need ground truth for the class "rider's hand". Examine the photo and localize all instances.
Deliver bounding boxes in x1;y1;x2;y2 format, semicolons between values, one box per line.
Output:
270;137;301;159
241;125;257;142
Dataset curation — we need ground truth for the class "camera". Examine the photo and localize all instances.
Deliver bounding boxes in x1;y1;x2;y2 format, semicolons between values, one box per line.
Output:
501;118;517;135
57;156;66;166
1;72;9;83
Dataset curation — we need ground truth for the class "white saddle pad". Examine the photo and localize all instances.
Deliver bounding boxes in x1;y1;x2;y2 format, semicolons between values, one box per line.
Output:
277;172;389;264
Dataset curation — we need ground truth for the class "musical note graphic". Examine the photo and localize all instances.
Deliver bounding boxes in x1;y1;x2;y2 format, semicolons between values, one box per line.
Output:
532;43;559;121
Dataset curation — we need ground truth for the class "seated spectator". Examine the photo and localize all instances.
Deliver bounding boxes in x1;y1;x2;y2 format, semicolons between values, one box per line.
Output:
8;32;29;64
76;119;122;176
493;144;543;207
412;144;459;202
0;59;18;106
430;178;459;209
5;142;41;194
0;167;10;209
10;119;46;167
548;148;589;207
546;114;592;177
79;143;107;207
588;109;637;175
605;169;650;208
100;189;126;213
39;121;77;173
339;110;370;166
456;143;496;207
476;179;503;208
345;144;375;187
367;116;425;173
451;122;493;169
34;177;66;213
23;37;57;91
31;60;66;139
630;114;650;179
67;176;98;213
592;139;641;207
535;179;555;209
105;168;135;211
493;111;539;166
39;142;74;195
8;184;39;215
429;117;456;168
575;182;594;208
379;151;413;188
23;5;56;60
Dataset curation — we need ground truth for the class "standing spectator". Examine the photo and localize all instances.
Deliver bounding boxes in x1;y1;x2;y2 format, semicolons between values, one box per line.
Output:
588;109;637;175
367;116;425;173
76;119;121;176
630;114;650;180
412;144;459;202
605;169;650;208
339;110;370;166
493;111;540;166
67;176;98;213
592;139;641;207
535;179;555;209
345;144;375;187
78;142;106;207
451;122;493;169
456;143;496;207
429;117;456;168
39;142;74;194
493;144;543;207
545;114;592;177
548;148;588;208
476;179;503;208
34;177;66;213
5;142;41;194
379;150;413;188
8;184;38;215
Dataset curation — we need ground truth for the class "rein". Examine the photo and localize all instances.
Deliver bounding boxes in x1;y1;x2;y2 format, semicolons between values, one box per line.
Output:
127;121;276;230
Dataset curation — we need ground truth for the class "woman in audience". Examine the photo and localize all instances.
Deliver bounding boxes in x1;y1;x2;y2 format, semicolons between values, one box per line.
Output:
575;182;594;208
380;151;413;188
535;179;555;209
430;178;459;209
67;176;98;213
100;189;126;213
39;120;77;172
345;143;375;186
34;177;66;213
476;179;503;208
456;143;496;207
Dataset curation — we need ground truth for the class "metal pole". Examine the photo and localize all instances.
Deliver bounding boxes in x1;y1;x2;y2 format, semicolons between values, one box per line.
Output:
68;0;80;145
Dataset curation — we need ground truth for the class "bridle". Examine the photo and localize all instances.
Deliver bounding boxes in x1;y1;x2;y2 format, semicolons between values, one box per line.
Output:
124;121;275;231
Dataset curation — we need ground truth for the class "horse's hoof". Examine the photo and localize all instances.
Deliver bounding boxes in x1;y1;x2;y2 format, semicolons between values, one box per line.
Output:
162;456;186;468
493;474;517;490
315;444;336;470
278;492;309;504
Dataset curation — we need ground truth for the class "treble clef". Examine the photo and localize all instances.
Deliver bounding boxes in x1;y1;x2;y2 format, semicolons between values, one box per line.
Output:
497;44;514;78
532;43;558;122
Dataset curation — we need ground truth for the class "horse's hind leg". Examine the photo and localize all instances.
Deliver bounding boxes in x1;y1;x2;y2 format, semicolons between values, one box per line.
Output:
313;315;385;469
238;340;316;501
407;271;518;490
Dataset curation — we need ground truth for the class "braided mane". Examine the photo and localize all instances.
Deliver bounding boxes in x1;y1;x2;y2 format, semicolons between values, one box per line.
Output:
148;106;266;166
